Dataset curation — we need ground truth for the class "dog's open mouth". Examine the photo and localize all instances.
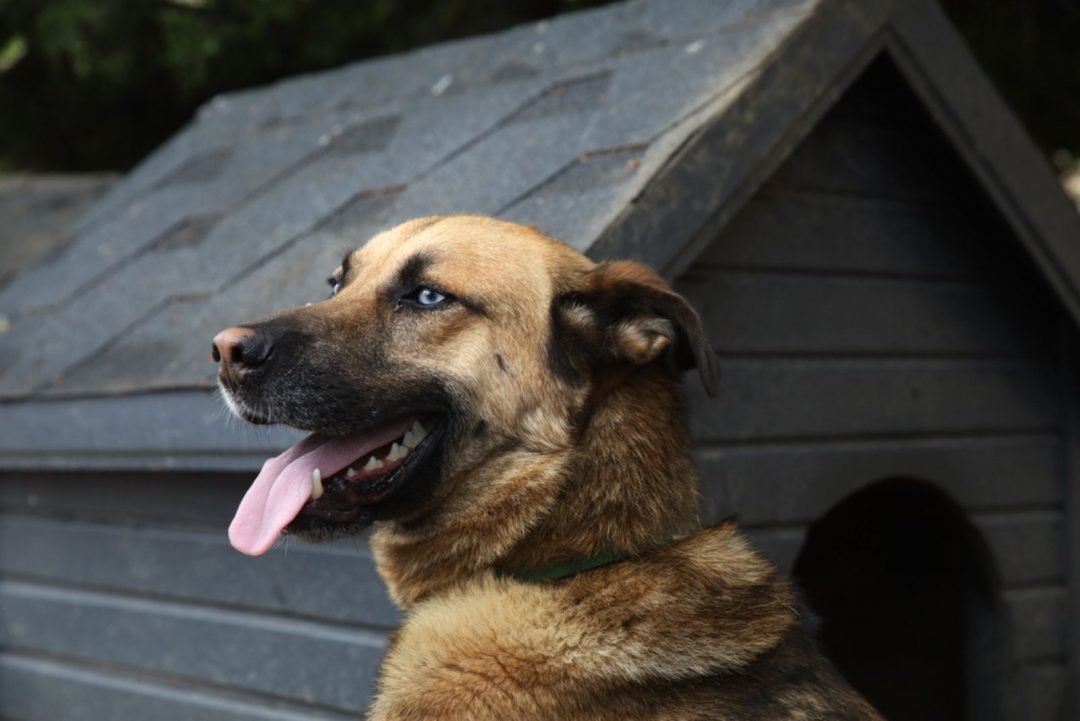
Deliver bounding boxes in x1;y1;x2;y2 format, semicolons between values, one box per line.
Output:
228;415;440;556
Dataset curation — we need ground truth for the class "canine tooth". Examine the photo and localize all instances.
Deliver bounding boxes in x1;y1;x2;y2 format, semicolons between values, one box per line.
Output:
345;466;357;479
387;442;407;462
404;420;429;448
363;455;384;472
311;468;324;499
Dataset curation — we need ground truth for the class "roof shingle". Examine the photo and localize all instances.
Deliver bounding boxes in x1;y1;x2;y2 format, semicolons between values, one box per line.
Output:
0;0;815;400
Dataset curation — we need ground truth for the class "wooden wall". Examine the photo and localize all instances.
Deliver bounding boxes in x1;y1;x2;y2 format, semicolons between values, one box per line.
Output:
0;472;399;719
677;60;1069;721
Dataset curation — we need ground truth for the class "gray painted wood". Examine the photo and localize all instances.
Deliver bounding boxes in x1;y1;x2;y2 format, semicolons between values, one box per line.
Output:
0;391;301;472
742;526;806;574
0;513;400;628
0;652;357;721
745;513;1063;594
748;543;1070;715
678;271;1051;357
695;435;1061;526
746;521;1068;676
1013;663;1067;721
767;110;967;202
686;359;1057;442
745;527;1069;672
1005;587;1068;663
974;511;1065;588
1060;329;1080;721
692;190;1005;280
0;471;250;525
0;478;399;718
0;579;384;713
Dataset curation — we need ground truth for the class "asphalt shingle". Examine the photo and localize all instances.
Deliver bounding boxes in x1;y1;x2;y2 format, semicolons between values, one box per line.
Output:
0;0;816;400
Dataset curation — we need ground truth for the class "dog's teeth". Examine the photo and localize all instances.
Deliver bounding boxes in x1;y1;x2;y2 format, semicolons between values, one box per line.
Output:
345;466;357;479
311;468;324;500
413;420;428;439
363;455;384;472
387;442;407;462
404;420;429;448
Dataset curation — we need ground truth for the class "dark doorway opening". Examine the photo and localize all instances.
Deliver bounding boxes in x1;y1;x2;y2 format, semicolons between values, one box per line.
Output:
792;479;1001;721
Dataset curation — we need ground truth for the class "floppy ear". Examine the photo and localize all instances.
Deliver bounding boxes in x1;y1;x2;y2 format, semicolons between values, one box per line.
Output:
554;260;719;396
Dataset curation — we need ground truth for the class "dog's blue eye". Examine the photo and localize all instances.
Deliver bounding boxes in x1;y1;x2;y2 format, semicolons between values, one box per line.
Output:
416;288;446;306
399;285;452;310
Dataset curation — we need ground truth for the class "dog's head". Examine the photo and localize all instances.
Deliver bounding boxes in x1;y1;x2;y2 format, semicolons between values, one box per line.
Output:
216;216;717;557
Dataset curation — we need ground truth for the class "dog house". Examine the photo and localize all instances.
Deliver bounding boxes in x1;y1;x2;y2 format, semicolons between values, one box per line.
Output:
1;0;1078;719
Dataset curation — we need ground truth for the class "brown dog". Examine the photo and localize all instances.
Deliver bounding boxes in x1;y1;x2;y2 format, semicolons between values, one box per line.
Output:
213;216;881;720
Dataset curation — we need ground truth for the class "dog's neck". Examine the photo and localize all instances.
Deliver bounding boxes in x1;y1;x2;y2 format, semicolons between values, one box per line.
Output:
500;367;701;570
371;366;701;608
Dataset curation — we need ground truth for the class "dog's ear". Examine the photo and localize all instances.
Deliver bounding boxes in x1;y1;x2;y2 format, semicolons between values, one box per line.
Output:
553;260;719;396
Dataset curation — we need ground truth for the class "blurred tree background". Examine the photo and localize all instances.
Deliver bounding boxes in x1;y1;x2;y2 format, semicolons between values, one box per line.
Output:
0;0;1077;173
943;0;1080;172
0;0;609;172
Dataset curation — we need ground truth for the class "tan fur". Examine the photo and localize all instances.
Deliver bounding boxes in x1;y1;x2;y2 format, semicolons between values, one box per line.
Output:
232;216;881;719
371;527;799;720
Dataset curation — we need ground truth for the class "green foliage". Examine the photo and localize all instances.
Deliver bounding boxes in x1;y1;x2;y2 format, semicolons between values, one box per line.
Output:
0;0;607;171
0;0;1077;171
0;33;28;72
943;0;1080;160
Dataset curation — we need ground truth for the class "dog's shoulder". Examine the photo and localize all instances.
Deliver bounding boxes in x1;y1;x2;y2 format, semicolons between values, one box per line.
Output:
370;524;821;720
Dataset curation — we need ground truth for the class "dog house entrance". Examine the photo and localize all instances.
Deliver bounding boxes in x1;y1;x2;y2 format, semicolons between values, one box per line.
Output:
792;479;1001;721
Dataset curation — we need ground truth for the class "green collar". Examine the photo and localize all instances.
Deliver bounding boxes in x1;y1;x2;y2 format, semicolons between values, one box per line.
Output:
494;549;631;583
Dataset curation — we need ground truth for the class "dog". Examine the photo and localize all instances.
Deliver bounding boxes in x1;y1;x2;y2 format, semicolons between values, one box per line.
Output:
213;215;881;720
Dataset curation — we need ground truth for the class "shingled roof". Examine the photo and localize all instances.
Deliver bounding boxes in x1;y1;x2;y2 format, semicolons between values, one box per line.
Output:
3;0;1080;470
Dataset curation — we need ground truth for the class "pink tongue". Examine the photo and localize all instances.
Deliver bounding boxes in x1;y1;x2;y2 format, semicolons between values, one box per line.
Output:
228;419;414;556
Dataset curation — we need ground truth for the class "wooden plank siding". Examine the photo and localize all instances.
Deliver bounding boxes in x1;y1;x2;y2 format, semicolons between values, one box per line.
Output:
694;436;1061;526
0;513;399;628
740;523;1067;664
677;59;1070;720
0;652;359;721
0;477;397;719
0;580;385;710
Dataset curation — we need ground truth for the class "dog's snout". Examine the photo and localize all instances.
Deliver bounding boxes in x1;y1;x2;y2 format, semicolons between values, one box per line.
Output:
212;326;271;383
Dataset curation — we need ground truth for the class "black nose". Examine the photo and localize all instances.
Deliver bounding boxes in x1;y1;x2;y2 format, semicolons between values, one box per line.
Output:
212;326;272;383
